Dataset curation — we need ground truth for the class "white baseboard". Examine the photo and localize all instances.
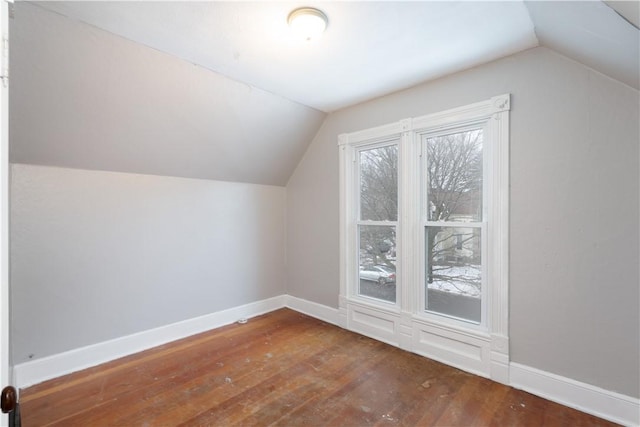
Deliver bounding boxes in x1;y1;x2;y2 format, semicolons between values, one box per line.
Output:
284;295;340;326
510;362;640;427
13;295;286;389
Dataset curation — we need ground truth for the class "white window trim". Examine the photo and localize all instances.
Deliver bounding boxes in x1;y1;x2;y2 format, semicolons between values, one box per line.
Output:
338;94;510;383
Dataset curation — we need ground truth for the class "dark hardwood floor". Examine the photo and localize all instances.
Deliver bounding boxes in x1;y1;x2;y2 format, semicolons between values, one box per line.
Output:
20;309;617;426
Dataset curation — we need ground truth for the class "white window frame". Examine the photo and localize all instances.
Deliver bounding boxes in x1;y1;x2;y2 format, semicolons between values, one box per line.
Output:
339;95;510;383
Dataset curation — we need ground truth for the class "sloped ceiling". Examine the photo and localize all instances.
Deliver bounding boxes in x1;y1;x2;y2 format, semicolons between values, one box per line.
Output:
10;1;639;186
29;1;539;112
605;1;640;29
10;2;326;186
525;0;639;90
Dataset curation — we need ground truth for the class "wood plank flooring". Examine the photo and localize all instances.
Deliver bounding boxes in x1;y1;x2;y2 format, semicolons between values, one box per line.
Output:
20;309;617;426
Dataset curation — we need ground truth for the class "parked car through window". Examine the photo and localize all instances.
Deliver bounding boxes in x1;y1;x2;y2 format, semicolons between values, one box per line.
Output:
359;265;396;285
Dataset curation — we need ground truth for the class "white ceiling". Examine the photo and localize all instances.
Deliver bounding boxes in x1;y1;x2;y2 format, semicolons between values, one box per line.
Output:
31;1;639;112
525;0;639;90
605;1;640;28
11;1;639;186
34;1;541;112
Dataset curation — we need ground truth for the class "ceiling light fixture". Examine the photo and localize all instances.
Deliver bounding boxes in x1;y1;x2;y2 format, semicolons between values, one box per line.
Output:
287;7;328;41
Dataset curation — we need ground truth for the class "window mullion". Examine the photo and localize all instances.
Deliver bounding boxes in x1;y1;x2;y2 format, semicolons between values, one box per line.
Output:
398;127;419;315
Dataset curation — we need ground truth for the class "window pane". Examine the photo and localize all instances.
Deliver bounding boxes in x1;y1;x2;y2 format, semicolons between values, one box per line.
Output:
359;225;396;303
426;227;481;323
426;130;482;222
360;145;398;221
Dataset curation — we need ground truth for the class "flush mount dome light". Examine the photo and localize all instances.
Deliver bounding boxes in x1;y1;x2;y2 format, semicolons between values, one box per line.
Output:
287;7;328;41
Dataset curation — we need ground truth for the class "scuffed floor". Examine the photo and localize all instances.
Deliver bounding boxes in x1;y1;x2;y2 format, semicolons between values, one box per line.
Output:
20;309;617;426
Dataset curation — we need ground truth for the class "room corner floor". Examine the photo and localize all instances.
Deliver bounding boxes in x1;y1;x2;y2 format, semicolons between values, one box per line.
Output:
19;308;617;426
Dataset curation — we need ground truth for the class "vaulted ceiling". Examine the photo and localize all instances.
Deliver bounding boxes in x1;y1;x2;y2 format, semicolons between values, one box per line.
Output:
9;1;639;186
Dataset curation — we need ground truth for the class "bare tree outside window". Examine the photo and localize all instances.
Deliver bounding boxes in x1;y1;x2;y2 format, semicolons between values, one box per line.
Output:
360;146;398;222
425;130;483;322
358;145;397;303
427;129;482;222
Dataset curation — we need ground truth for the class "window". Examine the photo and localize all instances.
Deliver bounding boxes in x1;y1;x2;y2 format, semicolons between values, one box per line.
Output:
339;95;510;382
357;143;398;303
423;129;484;323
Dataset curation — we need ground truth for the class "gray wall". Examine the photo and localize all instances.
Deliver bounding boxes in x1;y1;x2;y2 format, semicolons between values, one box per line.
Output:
286;47;640;397
11;164;286;363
